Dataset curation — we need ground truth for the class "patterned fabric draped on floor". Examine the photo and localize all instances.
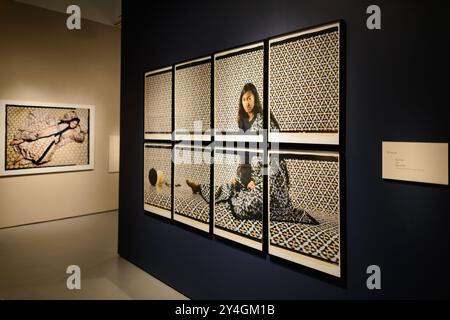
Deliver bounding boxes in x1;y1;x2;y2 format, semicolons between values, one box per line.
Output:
270;154;340;264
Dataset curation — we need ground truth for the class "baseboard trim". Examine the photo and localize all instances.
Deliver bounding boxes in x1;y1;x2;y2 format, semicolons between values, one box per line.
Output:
0;209;118;230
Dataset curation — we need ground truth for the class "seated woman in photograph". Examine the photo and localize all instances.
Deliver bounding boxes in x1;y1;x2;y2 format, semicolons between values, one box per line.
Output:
10;110;87;165
186;158;317;224
237;83;317;224
185;83;316;224
187;157;263;221
185;82;317;224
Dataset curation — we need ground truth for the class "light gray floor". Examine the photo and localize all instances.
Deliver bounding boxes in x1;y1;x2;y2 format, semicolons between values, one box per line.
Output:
0;211;188;300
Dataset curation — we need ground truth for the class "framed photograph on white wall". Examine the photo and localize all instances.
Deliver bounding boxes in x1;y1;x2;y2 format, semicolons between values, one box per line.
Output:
0;100;95;176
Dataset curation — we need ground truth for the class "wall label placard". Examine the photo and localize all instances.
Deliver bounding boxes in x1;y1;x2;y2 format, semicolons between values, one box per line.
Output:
382;141;448;185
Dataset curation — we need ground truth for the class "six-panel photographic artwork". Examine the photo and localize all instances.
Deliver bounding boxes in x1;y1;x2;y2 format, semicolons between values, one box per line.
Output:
143;21;343;277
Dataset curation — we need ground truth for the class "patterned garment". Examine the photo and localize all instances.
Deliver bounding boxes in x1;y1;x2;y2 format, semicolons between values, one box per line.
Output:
243;112;280;132
13;136;57;165
200;157;263;221
270;157;318;224
248;113;263;132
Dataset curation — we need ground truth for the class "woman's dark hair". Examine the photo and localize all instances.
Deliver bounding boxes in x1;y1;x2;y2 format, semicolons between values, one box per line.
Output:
238;163;252;187
56;117;81;135
149;168;158;186
237;83;262;130
59;118;80;125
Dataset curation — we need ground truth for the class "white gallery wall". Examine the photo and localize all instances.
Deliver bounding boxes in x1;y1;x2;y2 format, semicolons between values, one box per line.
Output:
0;0;120;228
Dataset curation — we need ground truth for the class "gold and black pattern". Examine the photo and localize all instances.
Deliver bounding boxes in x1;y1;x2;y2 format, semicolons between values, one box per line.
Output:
215;203;263;240
144;145;172;210
144;71;172;134
270;210;339;263
174;192;209;222
6;106;89;170
285;158;339;216
175;62;211;133
269;27;339;133
174;147;210;222
215;47;264;132
145;187;172;210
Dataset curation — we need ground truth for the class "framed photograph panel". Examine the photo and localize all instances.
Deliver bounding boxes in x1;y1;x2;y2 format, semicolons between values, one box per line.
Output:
268;149;341;277
0;100;94;176
214;43;264;142
173;144;211;232
213;147;264;250
144;67;172;140
175;57;211;141
269;22;341;145
144;143;172;219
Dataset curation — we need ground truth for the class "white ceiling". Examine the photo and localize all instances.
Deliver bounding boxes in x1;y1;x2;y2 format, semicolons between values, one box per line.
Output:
15;0;121;26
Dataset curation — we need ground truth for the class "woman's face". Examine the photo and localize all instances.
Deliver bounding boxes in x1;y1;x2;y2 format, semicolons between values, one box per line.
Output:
242;91;255;115
69;120;79;128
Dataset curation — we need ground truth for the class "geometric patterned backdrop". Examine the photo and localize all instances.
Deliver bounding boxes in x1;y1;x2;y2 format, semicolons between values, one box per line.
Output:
174;147;210;223
215;45;264;132
269;26;339;133
145;70;172;134
214;150;241;187
144;145;172;211
284;156;339;216
175;61;211;133
5;106;89;170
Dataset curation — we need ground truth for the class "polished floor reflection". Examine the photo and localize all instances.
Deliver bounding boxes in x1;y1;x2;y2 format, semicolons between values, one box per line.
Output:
0;211;188;300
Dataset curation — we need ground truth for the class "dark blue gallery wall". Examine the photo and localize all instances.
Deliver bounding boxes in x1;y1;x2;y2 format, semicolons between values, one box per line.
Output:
119;0;450;299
